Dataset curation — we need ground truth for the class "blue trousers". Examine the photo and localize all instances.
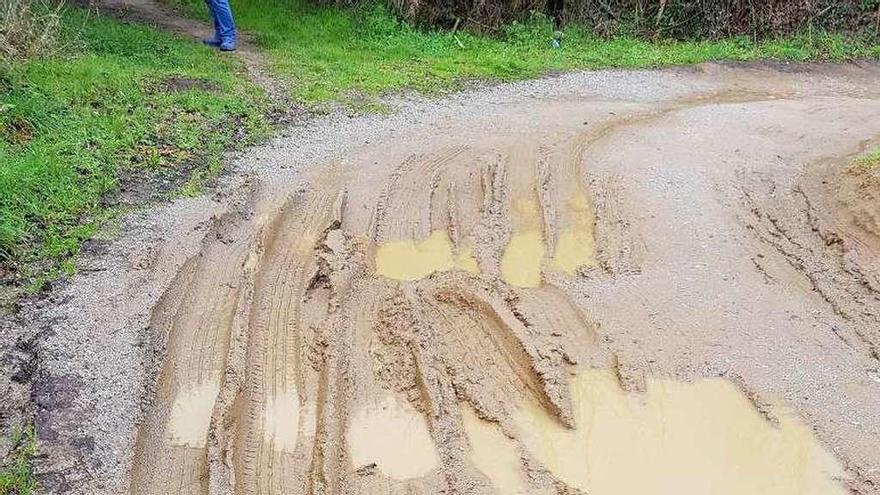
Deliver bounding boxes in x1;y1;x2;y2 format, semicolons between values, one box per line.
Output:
206;0;236;44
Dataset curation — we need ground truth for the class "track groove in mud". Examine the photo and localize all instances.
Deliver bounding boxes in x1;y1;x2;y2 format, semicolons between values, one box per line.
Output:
739;171;880;362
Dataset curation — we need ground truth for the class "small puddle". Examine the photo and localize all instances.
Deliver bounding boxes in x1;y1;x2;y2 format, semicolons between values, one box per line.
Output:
513;370;847;495
501;231;545;287
549;192;596;275
462;407;529;494
263;390;301;452
502;193;596;287
347;391;440;479
375;231;479;281
168;381;219;448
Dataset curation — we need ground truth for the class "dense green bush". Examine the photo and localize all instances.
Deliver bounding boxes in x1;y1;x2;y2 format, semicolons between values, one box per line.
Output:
374;0;880;39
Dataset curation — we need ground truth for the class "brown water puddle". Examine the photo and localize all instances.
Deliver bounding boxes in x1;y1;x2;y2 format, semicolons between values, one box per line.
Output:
376;190;596;286
347;391;440;480
501;192;596;287
462;407;534;494
548;192;596;274
375;230;479;281
262;390;301;453
168;381;219;449
509;370;847;495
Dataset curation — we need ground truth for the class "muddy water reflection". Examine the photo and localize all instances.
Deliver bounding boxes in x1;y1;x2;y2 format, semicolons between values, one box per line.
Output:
513;370;847;495
376;231;479;281
347;391;440;480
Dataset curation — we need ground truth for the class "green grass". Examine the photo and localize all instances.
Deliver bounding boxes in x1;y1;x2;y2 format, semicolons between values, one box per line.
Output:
0;7;271;303
853;148;880;169
168;0;879;103
0;426;38;495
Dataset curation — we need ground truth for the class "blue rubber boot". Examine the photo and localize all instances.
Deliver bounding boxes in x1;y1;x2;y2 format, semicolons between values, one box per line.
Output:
206;0;237;51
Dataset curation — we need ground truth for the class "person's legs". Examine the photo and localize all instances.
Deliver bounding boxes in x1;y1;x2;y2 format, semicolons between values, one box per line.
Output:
202;0;222;46
207;0;237;51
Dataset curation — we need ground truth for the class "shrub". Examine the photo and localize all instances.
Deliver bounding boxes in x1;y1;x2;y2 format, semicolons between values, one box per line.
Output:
370;0;880;39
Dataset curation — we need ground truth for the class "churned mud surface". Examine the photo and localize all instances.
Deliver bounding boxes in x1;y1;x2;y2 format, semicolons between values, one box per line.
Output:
6;62;880;494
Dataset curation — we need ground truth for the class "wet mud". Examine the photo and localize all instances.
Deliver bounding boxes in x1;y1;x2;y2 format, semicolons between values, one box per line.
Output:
16;63;880;494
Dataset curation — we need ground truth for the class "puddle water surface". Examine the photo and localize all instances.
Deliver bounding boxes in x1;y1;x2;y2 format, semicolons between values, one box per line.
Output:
513;370;847;495
168;381;219;448
501;231;545;287
549;192;596;274
347;391;440;479
502;194;596;286
462;407;530;494
376;231;479;281
263;390;301;452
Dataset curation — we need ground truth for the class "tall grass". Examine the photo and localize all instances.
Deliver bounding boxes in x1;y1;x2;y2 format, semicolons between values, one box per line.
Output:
1;7;270;305
1;0;63;61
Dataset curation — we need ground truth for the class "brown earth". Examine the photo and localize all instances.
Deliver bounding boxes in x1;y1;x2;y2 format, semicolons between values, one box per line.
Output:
6;62;880;494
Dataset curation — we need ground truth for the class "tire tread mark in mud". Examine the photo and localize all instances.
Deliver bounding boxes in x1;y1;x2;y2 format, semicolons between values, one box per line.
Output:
234;192;337;495
372;148;467;243
434;283;574;426
739;177;880;361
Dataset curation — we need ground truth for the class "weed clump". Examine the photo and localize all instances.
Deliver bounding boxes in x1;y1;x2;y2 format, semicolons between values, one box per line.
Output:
853;148;880;170
369;0;880;39
1;0;62;61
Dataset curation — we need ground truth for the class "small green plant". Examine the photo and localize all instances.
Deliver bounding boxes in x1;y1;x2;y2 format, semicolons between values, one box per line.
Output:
853;148;880;169
0;425;39;495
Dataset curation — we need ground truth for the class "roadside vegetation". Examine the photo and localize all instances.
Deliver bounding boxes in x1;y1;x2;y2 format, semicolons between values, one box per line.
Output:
1;0;879;309
169;0;880;103
1;5;271;305
0;426;38;495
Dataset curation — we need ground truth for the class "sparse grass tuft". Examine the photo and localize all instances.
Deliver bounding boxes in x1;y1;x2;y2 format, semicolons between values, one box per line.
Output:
853;148;880;170
1;0;63;61
0;425;39;495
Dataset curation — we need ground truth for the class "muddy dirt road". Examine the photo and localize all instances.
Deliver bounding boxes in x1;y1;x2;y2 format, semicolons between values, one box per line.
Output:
9;63;880;494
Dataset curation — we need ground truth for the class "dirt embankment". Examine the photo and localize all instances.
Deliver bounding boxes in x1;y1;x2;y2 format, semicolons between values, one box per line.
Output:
5;63;880;495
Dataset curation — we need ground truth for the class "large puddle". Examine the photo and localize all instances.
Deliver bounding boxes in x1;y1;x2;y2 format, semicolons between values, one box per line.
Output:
509;370;847;495
347;391;440;480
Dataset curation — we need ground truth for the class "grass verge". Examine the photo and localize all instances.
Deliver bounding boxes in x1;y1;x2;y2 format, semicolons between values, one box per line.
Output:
0;426;38;495
0;7;271;306
168;0;879;104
